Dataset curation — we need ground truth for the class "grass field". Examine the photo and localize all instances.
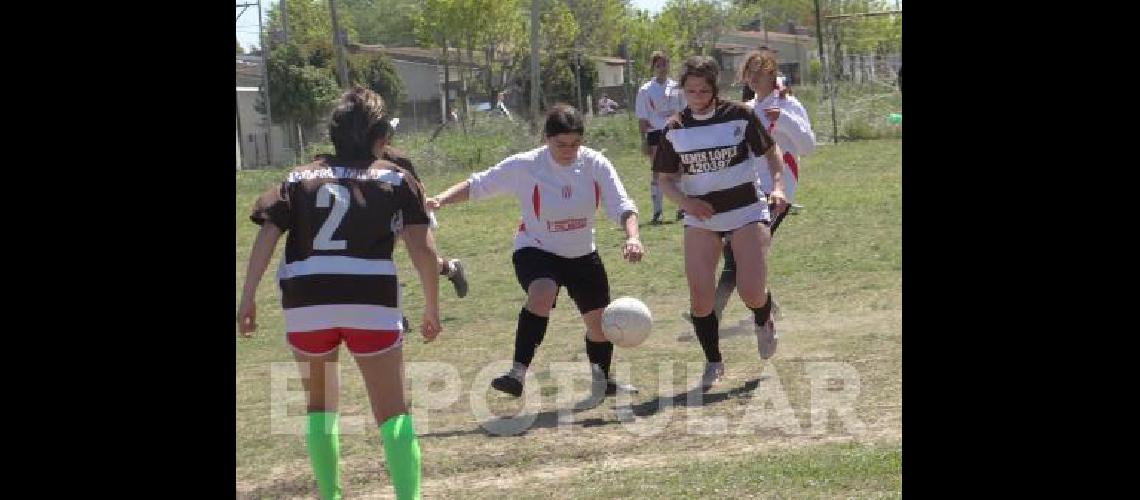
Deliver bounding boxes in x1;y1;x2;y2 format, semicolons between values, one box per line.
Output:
236;114;901;499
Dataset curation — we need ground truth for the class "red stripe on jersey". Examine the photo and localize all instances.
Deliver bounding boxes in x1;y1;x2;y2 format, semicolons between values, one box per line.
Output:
594;181;600;209
532;184;541;219
783;152;799;180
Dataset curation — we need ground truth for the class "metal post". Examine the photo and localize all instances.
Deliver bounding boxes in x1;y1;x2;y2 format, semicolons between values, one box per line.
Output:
329;0;350;88
813;0;838;144
574;44;583;113
530;0;541;130
257;0;274;165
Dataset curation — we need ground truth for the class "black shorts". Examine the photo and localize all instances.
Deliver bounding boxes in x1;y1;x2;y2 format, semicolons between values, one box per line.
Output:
512;247;611;314
768;205;789;235
646;130;664;147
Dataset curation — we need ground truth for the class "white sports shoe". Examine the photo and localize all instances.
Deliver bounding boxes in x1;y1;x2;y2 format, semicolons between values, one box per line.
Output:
701;362;725;391
756;318;778;360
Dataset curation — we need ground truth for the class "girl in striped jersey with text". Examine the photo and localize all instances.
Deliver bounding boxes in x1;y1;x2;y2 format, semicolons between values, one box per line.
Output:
652;56;789;391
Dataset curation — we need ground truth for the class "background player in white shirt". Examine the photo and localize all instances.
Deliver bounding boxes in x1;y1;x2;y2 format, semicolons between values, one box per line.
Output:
709;49;817;323
427;104;645;401
636;51;687;223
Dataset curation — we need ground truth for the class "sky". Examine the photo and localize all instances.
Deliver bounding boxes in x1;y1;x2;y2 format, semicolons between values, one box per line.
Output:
236;0;670;52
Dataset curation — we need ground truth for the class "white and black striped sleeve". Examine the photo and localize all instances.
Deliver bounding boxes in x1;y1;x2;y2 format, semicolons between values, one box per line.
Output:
396;173;431;226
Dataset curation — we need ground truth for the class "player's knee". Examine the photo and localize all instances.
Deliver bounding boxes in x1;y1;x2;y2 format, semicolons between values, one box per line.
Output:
526;279;558;312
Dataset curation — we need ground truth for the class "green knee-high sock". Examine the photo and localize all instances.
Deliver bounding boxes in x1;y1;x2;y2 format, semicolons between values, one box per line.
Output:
307;412;342;500
379;413;422;500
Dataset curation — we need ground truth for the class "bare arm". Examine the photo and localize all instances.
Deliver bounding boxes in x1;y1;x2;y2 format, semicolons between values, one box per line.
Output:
402;224;442;342
764;143;788;213
619;210;644;262
658;171;712;221
237;222;284;336
427;180;471;210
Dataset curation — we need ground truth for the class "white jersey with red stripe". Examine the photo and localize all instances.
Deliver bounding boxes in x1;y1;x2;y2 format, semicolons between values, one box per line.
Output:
636;78;686;131
748;91;816;204
467;146;639;258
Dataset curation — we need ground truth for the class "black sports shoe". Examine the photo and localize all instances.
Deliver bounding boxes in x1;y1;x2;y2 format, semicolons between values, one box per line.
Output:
491;373;524;397
676;209;686;221
650;210;662;224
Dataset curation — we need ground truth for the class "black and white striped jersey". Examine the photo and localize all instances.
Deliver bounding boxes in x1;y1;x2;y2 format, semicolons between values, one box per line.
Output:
652;100;775;231
249;157;429;333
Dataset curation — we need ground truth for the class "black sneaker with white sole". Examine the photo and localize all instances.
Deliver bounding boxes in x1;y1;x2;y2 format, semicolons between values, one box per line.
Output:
491;373;524;397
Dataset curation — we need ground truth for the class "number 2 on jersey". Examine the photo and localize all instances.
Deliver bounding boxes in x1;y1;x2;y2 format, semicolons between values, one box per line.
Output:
314;183;350;250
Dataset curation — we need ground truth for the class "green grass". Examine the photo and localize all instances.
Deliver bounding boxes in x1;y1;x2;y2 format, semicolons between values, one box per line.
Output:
236;114;901;498
462;441;902;499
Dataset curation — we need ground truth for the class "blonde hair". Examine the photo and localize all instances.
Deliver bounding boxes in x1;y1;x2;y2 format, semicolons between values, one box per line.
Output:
738;50;778;85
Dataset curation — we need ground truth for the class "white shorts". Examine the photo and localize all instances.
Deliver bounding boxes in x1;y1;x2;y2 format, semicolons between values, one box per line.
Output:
682;197;771;233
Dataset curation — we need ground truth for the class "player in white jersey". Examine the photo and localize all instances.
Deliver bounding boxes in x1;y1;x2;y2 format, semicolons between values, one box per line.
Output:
709;50;817;323
427;104;645;401
653;56;789;391
636;51;687;223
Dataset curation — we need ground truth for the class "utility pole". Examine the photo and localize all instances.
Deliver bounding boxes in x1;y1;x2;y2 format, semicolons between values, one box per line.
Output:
280;0;288;41
574;42;583;113
329;0;350;88
256;0;274;165
530;0;541;130
813;0;838;144
279;0;300;163
620;39;631;116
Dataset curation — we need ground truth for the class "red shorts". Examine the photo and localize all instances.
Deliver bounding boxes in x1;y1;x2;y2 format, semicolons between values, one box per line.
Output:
287;328;402;356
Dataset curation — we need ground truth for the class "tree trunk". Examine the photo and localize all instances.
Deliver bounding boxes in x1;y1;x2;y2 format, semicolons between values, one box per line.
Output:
296;121;304;162
442;35;450;123
465;33;475;126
